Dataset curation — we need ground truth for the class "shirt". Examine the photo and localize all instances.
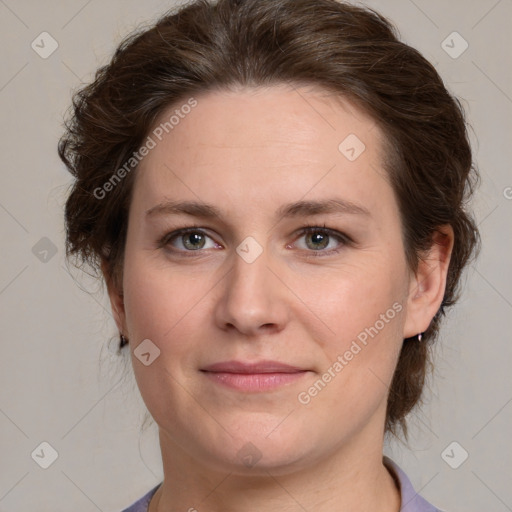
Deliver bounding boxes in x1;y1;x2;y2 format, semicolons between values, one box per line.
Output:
121;456;444;511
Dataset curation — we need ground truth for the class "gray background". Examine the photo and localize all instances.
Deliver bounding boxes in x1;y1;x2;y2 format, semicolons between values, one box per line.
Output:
1;0;511;510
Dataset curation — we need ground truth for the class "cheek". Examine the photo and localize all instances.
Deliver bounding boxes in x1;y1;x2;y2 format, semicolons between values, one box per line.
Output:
121;252;217;384
121;257;208;417
122;251;201;340
294;254;407;405
292;255;406;348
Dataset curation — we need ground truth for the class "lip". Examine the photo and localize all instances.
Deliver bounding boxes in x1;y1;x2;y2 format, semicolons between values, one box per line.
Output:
201;360;306;373
200;360;310;392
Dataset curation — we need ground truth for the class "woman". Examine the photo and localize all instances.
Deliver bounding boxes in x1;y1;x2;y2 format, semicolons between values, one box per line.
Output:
58;0;480;510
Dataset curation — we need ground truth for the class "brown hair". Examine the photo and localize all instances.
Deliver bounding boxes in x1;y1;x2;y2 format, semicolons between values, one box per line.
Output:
58;0;480;436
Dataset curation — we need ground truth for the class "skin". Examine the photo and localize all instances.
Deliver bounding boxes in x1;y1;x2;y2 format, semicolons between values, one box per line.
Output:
104;84;453;512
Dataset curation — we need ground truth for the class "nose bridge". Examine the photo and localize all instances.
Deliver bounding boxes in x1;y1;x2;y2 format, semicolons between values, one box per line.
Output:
232;240;269;295
228;240;273;309
214;238;289;334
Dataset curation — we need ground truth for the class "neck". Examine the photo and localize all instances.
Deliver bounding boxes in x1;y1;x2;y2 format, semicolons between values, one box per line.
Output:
149;427;401;512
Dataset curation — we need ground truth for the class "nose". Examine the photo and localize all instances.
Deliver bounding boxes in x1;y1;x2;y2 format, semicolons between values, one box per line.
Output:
213;245;290;337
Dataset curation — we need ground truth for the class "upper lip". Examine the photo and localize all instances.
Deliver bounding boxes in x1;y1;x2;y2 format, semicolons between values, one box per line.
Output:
201;360;307;374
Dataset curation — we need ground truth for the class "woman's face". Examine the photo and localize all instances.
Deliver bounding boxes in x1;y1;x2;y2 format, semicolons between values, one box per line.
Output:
111;85;422;474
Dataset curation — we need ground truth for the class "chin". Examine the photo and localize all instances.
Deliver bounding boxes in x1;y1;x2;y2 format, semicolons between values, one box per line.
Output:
207;446;314;477
201;426;317;476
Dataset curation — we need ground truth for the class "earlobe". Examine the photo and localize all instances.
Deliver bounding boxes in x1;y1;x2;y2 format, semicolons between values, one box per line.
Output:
403;225;454;339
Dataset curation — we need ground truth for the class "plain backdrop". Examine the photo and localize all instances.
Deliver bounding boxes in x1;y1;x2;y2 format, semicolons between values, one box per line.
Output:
0;0;511;510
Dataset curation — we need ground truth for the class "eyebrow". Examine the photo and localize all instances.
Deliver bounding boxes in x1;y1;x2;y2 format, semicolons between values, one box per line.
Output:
145;198;371;220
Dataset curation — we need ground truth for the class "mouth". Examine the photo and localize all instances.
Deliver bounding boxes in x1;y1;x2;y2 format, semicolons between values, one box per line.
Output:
200;360;310;392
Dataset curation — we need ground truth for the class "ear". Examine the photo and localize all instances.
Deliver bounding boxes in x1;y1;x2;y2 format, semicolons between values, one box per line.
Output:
403;225;454;339
101;259;127;336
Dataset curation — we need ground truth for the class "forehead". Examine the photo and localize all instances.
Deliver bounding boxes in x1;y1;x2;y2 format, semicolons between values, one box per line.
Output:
132;84;392;218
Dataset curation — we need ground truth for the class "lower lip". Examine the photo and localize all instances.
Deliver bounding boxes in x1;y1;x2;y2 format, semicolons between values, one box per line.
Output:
202;371;308;392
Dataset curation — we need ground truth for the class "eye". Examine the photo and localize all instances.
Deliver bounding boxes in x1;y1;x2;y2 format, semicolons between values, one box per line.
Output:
158;224;352;257
159;228;220;253
292;225;351;256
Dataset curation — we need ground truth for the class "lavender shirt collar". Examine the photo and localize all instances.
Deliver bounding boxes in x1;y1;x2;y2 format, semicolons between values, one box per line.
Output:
383;456;444;511
122;457;443;511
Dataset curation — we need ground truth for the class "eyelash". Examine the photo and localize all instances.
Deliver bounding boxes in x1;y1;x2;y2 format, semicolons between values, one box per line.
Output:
157;223;353;258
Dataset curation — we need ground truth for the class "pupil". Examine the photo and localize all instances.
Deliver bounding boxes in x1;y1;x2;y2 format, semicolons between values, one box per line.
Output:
184;233;204;249
308;232;328;250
